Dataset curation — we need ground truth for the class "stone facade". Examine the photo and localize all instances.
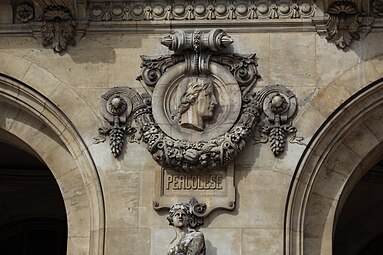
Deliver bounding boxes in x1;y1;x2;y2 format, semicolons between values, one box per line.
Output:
0;1;383;254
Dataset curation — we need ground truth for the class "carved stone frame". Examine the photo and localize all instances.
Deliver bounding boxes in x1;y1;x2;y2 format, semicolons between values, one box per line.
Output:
153;163;236;217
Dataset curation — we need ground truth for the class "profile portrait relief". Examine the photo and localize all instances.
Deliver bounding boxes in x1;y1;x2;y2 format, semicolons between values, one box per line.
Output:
167;203;206;255
172;77;218;132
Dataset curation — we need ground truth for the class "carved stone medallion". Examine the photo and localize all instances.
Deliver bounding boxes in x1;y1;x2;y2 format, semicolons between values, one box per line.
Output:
133;29;262;172
152;63;242;142
97;29;300;169
95;29;300;218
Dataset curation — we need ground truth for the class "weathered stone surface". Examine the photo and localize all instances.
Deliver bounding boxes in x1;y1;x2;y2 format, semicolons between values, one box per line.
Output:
365;110;383;140
270;33;316;87
343;123;379;158
315;34;360;87
105;228;150;255
242;228;283;254
22;63;61;97
0;20;382;255
104;170;139;228
0;52;32;81
310;83;352;117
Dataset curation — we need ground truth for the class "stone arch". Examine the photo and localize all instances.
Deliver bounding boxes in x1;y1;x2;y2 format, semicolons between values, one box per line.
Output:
0;74;105;254
285;66;383;255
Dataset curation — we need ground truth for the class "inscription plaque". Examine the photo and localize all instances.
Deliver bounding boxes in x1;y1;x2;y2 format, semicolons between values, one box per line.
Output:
165;173;223;192
154;163;236;216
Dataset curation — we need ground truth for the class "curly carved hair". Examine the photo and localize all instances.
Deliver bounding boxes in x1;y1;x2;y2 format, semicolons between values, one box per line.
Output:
171;77;212;121
166;203;191;226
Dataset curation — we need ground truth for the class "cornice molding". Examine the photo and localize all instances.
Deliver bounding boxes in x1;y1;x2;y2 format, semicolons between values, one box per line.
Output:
87;0;317;21
1;1;383;53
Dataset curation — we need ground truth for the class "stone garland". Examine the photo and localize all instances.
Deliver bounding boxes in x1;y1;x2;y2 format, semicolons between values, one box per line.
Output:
96;29;300;171
135;91;261;173
87;0;316;21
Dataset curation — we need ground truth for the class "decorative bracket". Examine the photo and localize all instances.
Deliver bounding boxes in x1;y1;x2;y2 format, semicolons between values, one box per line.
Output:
325;0;374;49
41;5;76;53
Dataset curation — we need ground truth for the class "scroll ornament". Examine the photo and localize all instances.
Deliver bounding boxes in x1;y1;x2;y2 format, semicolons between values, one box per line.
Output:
96;29;300;171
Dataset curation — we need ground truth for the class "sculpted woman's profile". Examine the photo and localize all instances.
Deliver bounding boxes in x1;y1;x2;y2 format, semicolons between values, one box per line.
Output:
166;203;206;255
172;77;218;132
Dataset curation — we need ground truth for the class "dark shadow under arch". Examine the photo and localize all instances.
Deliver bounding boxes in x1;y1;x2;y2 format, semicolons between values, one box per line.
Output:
0;140;67;255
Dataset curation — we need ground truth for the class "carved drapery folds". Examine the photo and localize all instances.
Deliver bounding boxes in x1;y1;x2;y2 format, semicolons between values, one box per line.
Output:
97;29;299;171
87;1;316;22
325;0;373;49
41;5;76;53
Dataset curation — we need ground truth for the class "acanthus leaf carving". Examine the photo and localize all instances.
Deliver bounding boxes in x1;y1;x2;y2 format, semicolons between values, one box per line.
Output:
325;0;373;49
210;53;260;88
41;5;76;53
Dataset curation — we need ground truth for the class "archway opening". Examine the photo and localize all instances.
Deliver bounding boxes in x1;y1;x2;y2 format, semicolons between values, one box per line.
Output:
334;159;383;255
0;140;67;255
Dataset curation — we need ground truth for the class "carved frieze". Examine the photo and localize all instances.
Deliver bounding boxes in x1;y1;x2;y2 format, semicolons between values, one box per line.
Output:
41;5;76;53
87;0;316;22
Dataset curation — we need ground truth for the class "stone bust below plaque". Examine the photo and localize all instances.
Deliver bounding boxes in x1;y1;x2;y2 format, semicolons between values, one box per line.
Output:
167;203;206;255
172;77;218;132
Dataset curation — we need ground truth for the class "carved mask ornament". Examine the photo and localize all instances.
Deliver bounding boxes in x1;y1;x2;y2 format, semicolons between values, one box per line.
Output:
96;29;300;172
